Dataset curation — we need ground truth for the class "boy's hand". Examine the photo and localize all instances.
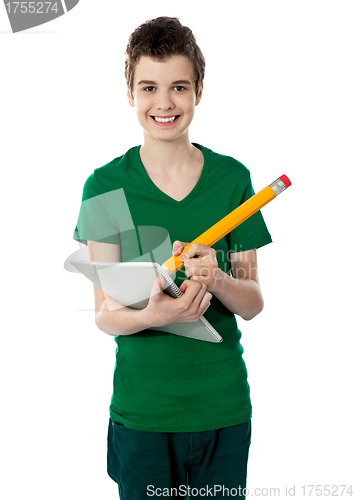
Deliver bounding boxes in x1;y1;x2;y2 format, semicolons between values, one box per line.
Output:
141;274;212;328
172;240;220;293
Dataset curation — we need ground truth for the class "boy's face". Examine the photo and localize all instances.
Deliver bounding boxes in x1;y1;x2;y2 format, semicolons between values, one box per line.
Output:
128;54;203;143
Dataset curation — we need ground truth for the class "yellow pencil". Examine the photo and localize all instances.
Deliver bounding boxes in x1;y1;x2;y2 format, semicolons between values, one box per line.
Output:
161;175;291;274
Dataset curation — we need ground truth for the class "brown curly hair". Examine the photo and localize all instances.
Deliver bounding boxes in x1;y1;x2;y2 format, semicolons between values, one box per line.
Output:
125;16;205;98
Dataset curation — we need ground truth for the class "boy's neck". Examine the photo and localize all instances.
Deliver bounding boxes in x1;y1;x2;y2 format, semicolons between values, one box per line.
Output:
139;134;200;176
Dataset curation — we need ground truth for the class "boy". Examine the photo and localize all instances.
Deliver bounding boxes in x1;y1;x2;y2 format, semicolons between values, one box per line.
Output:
73;16;272;499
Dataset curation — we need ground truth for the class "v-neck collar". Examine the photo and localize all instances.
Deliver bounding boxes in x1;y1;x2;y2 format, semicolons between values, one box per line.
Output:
135;143;209;208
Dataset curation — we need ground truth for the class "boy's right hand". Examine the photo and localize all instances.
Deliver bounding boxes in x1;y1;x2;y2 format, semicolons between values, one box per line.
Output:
141;275;212;328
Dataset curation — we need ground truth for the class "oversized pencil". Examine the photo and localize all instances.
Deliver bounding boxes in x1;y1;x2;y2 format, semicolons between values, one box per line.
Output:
161;175;291;274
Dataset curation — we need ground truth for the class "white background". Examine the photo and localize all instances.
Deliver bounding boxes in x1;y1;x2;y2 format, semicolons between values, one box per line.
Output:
1;1;354;499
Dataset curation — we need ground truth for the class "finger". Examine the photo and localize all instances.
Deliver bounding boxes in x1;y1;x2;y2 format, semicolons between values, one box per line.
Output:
184;264;209;278
199;290;213;312
180;279;204;302
189;276;210;289
200;296;212;316
179;243;208;262
179;278;196;294
179;280;212;314
172;240;189;255
185;280;209;306
179;280;187;293
192;283;212;308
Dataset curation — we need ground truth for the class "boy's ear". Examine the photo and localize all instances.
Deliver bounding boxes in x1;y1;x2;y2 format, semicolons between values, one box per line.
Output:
195;82;203;106
127;88;135;107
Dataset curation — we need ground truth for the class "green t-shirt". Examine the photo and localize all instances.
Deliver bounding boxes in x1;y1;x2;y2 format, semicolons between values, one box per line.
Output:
73;143;272;432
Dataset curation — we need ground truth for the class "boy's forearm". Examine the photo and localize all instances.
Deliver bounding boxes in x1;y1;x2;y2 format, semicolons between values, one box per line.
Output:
211;268;264;321
96;306;153;336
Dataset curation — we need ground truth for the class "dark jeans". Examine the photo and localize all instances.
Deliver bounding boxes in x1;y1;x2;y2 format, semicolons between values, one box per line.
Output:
107;418;251;499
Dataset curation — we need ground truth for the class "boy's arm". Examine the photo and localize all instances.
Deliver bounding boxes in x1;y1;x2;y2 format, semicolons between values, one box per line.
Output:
213;249;264;321
88;241;212;337
88;240;150;336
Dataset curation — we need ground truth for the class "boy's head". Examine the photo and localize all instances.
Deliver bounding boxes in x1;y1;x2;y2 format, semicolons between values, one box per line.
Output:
125;16;205;99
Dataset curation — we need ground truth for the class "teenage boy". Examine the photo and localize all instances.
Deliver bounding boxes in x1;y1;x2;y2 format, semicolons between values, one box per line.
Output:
73;16;272;500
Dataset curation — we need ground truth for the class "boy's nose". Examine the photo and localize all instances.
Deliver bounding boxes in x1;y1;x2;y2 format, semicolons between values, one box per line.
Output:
156;92;175;110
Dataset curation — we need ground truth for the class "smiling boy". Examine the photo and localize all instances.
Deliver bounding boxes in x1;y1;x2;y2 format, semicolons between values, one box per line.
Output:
129;54;205;208
73;16;272;500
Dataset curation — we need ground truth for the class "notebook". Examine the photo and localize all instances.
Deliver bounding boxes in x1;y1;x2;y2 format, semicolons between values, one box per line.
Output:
69;259;222;343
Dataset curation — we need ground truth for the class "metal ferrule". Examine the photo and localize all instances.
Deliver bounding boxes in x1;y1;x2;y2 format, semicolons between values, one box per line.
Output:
269;178;287;196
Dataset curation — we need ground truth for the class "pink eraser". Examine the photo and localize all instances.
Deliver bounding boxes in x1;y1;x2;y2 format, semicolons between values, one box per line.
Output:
280;174;291;188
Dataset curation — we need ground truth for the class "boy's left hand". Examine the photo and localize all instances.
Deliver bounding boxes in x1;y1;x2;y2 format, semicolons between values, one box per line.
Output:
172;240;220;293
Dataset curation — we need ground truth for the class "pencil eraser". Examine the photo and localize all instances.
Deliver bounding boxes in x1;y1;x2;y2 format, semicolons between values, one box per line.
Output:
280;175;291;188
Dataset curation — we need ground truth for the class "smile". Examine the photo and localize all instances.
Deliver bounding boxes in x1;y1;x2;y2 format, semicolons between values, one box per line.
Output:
151;115;180;123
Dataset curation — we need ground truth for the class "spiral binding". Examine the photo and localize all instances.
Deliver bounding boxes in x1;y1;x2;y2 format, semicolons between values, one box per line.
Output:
153;263;222;342
199;317;222;342
154;264;183;297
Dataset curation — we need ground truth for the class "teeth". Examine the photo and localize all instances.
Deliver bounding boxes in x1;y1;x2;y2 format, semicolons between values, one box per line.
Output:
154;116;177;123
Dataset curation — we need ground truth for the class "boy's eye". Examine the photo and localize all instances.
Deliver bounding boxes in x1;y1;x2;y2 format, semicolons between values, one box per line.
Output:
142;85;187;92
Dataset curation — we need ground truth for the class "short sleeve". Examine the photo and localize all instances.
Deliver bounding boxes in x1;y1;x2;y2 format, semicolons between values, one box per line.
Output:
73;172;120;246
228;175;272;253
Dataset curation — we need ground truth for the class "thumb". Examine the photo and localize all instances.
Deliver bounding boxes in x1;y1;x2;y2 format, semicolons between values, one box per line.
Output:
151;275;164;295
172;240;189;255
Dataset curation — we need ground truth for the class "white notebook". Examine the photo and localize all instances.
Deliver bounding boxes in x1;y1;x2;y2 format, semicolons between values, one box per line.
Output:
69;260;222;343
